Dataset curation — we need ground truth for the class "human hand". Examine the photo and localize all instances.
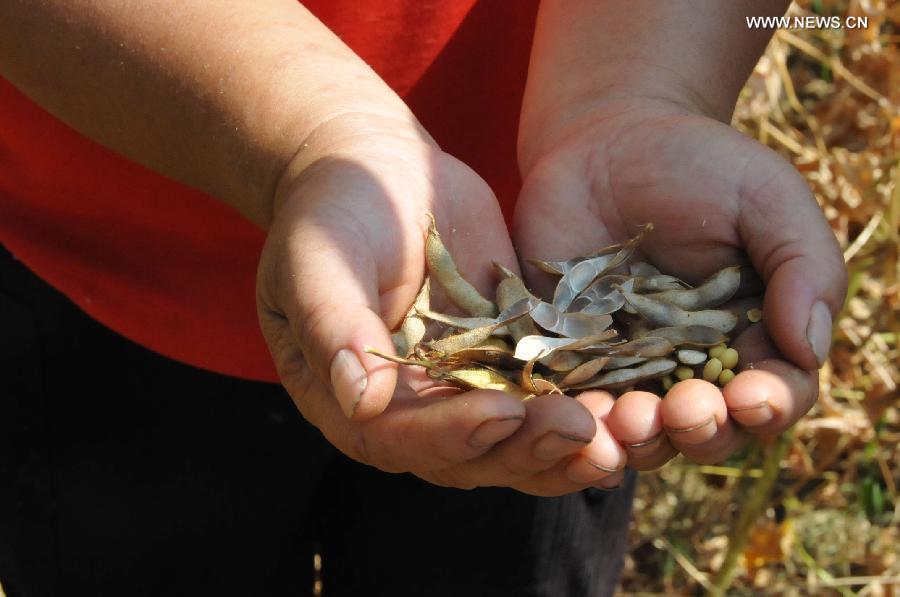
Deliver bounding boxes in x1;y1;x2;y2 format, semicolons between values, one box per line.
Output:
514;98;846;468
256;116;613;495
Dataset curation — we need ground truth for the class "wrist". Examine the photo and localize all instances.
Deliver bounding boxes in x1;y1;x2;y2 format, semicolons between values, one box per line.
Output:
270;111;436;227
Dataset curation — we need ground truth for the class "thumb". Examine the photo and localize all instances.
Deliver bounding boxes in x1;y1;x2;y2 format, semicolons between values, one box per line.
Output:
738;158;847;370
260;217;403;422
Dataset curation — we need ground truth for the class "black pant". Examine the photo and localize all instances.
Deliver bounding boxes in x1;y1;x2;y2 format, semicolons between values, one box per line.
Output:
0;247;635;597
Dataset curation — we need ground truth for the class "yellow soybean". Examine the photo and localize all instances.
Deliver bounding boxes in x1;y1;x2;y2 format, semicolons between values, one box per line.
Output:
675;366;694;381
702;358;723;382
720;348;739;370
718;369;736;385
708;344;726;359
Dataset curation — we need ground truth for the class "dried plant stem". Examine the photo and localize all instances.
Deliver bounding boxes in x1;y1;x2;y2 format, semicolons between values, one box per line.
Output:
710;433;791;596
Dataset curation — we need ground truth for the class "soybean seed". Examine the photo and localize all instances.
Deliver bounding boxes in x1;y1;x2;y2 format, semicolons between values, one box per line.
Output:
747;308;762;323
718;369;735;385
708;344;726;359
702;358;724;382
675;366;694;381
720;348;739;370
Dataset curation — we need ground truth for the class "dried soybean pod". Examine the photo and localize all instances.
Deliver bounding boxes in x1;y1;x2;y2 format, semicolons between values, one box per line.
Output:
603;356;648;370
394;278;430;356
425;214;497;317
646;266;740;310
641;325;727;348
720;348;739;370
530;301;613;338
676;349;708;365
620;290;738;333
543;350;584;372
417;310;497;331
444;368;528;398
558;357;611;388
528;242;624;276
702;358;724;382
532;378;564;395
520;357;541;394
551;253;620;311
513;330;618;361
632;275;689;292
428;298;533;355
599;336;674;358
629;261;661;277
494;263;541;341
453;338;519;368
552;225;650;311
569;358;676;390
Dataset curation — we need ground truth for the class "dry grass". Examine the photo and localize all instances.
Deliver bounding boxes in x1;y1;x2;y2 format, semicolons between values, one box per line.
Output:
616;1;899;595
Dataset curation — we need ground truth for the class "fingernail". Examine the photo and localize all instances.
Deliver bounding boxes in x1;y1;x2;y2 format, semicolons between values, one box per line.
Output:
665;415;715;435
728;400;773;427
587;460;620;474
532;431;592;461
807;301;832;368
468;416;524;448
330;349;368;418
627;434;662;451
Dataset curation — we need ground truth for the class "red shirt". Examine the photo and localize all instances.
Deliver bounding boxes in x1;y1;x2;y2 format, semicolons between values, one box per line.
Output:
0;1;538;381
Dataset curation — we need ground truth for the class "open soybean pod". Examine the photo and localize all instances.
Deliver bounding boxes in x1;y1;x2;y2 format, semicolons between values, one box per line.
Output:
530;301;613;338
528;242;625;276
428;297;534;356
568;358;677;390
551;224;651;311
425;214;497;318
513;330;618;362
639;325;728;348
568;275;628;315
494;262;541;341
646;266;740;310
620;290;738;333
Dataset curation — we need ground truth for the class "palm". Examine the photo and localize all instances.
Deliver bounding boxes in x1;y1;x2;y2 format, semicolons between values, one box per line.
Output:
515;106;772;293
513;101;845;467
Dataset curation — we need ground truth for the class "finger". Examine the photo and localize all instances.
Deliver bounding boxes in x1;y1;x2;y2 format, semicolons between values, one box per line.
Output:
512;391;628;496
261;209;406;422
564;391;627;483
606;391;678;471
283;369;527;473
723;323;819;434
660;379;748;464
737;155;847;370
431;393;597;488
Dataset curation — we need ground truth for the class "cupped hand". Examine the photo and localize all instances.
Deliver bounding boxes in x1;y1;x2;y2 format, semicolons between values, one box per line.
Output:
514;99;846;468
256;116;615;494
